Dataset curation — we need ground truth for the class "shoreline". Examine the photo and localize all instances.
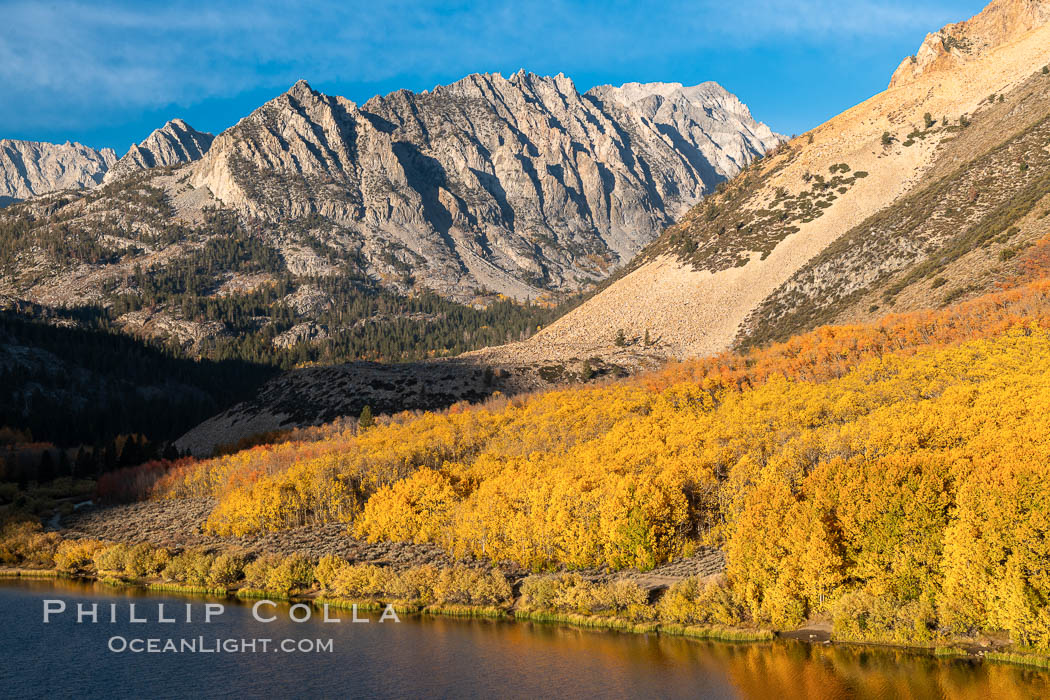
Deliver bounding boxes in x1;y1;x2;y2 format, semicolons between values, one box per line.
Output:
3;566;1046;671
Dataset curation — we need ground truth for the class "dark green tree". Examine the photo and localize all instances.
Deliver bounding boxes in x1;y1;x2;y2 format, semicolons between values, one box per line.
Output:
358;405;374;430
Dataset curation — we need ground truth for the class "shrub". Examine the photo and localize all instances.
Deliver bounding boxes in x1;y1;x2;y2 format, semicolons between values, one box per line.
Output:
519;574;565;611
881;132;893;146
314;554;349;592
124;543;169;578
242;554;282;589
93;543;129;575
0;521;60;567
331;563;383;598
162;550;215;585
656;577;745;626
388;565;439;603
607;579;649;610
265;554;314;593
432;566;512;606
54;538;109;573
520;574;645;616
207;553;244;586
832;584;936;644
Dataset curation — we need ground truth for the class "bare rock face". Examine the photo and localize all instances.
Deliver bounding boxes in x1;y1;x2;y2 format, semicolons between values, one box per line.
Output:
0;140;116;205
889;0;1050;88
0;119;213;206
189;73;783;299
272;321;329;349
103;119;214;183
589;81;780;180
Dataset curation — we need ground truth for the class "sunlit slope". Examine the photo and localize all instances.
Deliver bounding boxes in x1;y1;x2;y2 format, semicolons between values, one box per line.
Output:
156;275;1050;644
476;0;1050;364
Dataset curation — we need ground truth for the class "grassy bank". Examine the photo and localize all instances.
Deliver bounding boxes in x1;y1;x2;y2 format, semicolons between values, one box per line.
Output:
0;567;62;579
659;623;776;642
933;646;969;658
515;610;659;634
424;604;507;618
149;582;228;596
985;651;1050;670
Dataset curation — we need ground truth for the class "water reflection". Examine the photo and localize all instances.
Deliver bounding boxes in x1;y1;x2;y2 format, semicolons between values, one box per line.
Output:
1;579;1046;699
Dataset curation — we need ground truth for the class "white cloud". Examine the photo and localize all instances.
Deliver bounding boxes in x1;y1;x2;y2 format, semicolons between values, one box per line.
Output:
0;0;978;132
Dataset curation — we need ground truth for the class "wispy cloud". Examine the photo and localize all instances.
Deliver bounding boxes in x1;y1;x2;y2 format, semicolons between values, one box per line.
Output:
0;0;978;136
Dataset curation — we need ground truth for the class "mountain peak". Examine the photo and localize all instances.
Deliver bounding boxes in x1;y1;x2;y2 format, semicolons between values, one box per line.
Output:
287;79;316;99
587;80;781;148
188;69;783;300
0;139;116;203
102;119;214;183
890;0;1050;87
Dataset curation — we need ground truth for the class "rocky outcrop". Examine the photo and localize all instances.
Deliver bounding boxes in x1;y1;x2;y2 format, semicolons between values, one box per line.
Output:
889;0;1050;88
189;73;783;299
103;119;214;183
0;140;116;205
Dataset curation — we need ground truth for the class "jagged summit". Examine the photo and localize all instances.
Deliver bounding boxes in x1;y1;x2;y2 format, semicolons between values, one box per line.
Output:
285;78;322;102
589;80;782;177
103;119;214;183
599;80;726;100
0;139;116;204
890;0;1050;87
187;71;784;300
1;118;215;202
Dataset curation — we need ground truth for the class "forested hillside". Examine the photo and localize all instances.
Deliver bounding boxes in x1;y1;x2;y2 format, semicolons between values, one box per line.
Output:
150;264;1050;648
0;304;273;446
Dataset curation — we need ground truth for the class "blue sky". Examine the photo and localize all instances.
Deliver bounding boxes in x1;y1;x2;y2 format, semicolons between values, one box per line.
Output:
0;0;990;153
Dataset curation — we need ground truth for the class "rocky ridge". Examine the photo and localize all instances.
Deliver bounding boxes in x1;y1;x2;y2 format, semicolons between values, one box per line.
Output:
890;0;1050;87
187;73;782;300
1;118;214;206
0;140;116;205
1;72;782;365
103;119;214;184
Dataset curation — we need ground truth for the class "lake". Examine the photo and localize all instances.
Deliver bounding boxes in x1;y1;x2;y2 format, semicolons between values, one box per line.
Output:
0;579;1047;699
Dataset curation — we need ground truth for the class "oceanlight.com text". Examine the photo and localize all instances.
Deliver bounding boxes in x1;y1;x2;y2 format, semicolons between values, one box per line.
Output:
107;636;334;653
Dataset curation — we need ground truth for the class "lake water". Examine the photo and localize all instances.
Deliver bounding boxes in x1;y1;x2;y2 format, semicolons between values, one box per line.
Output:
0;579;1047;699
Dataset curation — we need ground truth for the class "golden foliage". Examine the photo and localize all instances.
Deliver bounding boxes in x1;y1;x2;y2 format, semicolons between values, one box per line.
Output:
153;279;1050;645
